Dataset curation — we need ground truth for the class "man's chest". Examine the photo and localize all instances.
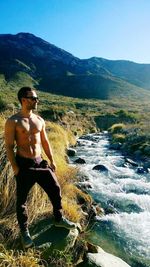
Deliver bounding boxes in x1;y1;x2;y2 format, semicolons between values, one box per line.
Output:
16;118;42;134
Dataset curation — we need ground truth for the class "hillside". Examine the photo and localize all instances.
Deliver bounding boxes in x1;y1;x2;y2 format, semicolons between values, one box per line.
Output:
85;57;150;89
0;32;150;100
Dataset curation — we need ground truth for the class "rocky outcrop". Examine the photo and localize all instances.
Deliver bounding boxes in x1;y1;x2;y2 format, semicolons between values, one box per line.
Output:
78;246;131;267
29;217;79;253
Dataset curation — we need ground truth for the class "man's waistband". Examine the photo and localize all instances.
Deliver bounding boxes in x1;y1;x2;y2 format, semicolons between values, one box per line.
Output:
16;154;42;167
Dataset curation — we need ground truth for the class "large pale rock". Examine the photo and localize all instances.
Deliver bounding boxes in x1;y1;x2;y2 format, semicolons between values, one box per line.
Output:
79;248;131;267
29;217;79;257
33;225;78;251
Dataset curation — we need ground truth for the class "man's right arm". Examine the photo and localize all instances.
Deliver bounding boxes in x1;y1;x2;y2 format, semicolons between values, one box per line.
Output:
5;118;19;176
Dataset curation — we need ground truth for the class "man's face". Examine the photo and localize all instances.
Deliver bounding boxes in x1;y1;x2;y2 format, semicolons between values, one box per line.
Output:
23;90;39;110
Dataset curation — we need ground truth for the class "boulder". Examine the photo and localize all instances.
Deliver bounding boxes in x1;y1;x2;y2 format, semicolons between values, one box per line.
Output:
78;248;131;267
125;158;138;167
136;166;149;174
75;158;86;164
33;224;79;253
28;217;79;254
67;148;77;156
109;143;122;150
104;204;117;215
92;165;108;172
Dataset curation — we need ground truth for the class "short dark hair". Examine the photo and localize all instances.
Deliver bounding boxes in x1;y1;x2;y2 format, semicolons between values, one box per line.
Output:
17;86;35;103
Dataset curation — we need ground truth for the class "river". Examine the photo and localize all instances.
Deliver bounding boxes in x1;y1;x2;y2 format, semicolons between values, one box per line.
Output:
72;132;150;267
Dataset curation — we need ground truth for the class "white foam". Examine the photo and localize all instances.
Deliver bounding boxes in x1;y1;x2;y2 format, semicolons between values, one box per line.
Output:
104;212;150;257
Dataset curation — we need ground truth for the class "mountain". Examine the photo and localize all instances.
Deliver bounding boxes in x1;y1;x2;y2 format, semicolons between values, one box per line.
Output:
0;32;150;100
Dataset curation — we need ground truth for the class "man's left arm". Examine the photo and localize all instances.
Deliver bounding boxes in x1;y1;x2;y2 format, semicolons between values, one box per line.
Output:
40;120;56;171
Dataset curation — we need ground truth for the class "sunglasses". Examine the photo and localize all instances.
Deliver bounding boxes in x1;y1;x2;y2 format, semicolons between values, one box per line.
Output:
24;96;39;101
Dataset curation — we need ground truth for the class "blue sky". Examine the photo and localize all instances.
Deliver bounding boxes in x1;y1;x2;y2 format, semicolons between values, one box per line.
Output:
0;0;150;63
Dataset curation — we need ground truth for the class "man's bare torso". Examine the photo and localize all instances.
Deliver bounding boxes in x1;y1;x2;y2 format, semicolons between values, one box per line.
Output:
12;112;44;158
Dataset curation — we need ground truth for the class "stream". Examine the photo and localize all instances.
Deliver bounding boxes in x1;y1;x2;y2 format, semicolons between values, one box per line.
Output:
71;132;150;267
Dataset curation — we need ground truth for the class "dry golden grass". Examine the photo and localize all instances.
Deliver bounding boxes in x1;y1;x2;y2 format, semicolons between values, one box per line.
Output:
62;196;82;222
62;183;92;204
62;184;92;223
0;244;44;267
0;114;5;129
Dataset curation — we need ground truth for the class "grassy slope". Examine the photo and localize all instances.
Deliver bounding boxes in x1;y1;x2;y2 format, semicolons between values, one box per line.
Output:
2;61;150;101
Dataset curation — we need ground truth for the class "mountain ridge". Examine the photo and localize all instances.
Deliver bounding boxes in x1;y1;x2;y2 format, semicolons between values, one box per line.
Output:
0;32;150;100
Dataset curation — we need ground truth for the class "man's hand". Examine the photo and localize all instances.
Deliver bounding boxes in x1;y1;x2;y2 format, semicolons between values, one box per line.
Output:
50;162;56;172
13;166;20;176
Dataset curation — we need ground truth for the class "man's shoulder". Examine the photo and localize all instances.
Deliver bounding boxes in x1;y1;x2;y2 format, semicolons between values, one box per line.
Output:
6;113;20;122
5;113;21;130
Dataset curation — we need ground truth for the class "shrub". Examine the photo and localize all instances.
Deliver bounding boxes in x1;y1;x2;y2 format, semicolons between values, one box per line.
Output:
109;123;126;134
140;142;150;156
112;133;126;143
0;97;7;111
115;109;138;122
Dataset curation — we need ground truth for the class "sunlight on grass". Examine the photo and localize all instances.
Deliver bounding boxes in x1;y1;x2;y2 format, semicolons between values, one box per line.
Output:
62;196;82;222
0;244;44;267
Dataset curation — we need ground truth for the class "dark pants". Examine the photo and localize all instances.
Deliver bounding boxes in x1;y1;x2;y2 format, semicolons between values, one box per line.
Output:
15;155;62;231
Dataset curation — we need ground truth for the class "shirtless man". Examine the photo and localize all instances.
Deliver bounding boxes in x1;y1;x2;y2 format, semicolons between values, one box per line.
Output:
5;86;76;248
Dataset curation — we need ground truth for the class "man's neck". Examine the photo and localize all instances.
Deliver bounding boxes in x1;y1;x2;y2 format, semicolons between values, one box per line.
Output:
20;109;33;118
